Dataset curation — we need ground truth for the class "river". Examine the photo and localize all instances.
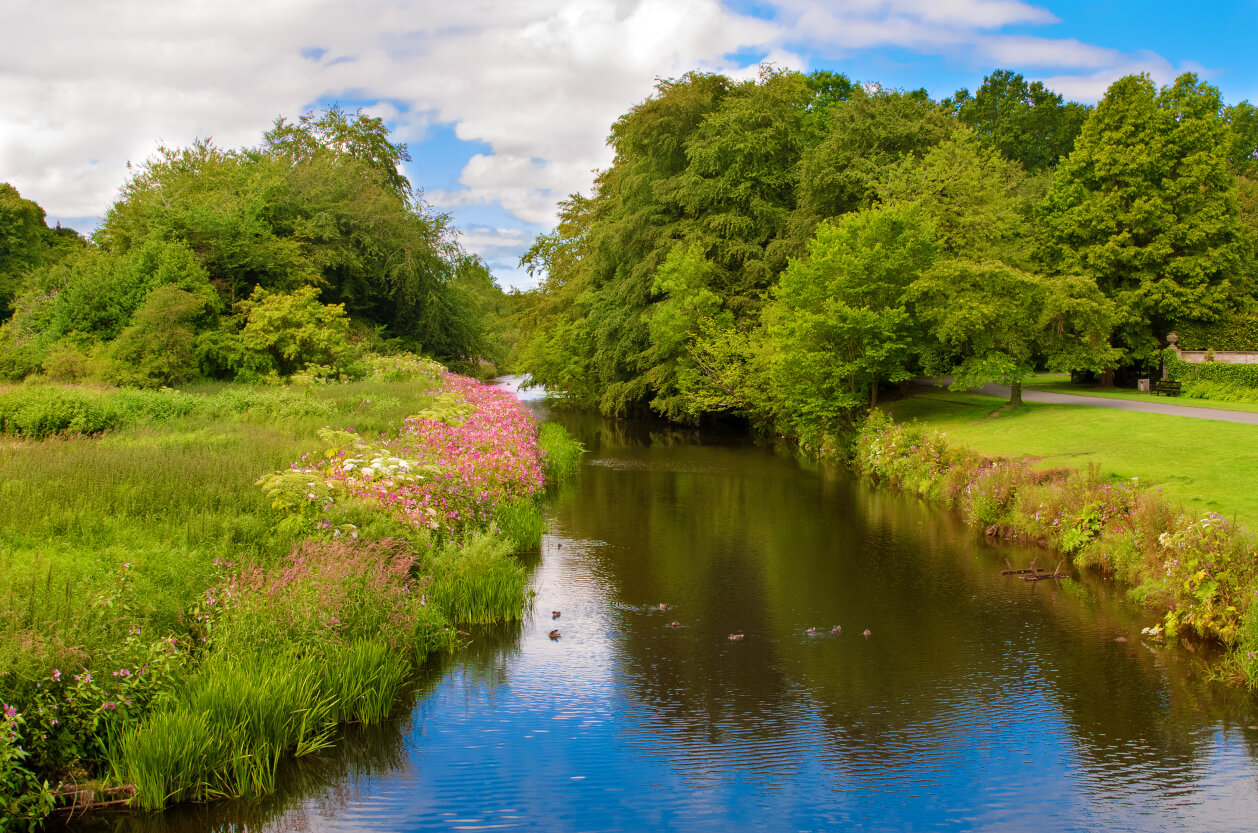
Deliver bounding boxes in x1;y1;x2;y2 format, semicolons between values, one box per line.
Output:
89;381;1258;832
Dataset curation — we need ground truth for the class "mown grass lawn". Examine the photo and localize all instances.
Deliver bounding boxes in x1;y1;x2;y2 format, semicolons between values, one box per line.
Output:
883;390;1258;531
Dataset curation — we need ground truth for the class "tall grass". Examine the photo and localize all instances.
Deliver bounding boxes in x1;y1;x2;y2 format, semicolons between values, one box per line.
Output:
111;641;414;811
538;421;584;482
426;533;530;625
494;499;546;550
2;368;559;821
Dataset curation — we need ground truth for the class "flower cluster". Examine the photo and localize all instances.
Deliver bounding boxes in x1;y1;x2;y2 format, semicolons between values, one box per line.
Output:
261;370;545;539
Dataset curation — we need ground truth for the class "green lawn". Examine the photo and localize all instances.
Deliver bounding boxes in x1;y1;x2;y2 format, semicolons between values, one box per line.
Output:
1022;373;1258;414
885;390;1258;531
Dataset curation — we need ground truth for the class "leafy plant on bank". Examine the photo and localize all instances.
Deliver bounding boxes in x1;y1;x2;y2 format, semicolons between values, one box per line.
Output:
852;410;1258;681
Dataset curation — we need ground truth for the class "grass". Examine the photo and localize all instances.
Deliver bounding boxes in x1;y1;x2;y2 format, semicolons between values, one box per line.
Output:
0;378;444;689
885;390;1258;531
0;366;584;822
1020;373;1258;414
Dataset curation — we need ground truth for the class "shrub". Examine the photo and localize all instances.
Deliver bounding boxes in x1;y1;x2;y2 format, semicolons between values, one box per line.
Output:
1165;347;1258;388
107;286;211;388
235;286;358;378
0;387;124;439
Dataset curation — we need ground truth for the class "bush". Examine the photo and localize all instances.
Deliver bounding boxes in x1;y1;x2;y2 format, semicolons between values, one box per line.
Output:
1165;348;1258;388
107;286;211;388
0;387;124;438
235;286;358;378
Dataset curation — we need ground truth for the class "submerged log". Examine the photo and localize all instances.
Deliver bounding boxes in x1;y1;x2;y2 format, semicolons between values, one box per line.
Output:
50;783;137;818
1022;560;1068;581
1001;557;1046;576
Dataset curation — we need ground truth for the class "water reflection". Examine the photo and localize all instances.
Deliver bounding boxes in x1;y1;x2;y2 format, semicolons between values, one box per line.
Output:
90;403;1258;832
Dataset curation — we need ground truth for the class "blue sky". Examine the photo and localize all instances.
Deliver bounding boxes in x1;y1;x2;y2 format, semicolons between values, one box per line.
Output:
2;0;1255;289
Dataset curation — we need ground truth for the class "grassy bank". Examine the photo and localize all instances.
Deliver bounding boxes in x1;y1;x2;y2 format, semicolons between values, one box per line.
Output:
0;358;583;827
888;390;1258;530
853;399;1258;690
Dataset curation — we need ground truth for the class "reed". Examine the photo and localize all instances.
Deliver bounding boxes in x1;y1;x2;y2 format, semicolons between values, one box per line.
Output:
426;534;529;624
494;499;546;550
537;422;584;483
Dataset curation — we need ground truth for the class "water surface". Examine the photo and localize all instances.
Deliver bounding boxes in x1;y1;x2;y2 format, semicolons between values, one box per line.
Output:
98;387;1258;832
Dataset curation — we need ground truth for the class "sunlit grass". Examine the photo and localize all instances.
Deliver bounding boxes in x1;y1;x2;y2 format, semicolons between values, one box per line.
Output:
884;390;1258;530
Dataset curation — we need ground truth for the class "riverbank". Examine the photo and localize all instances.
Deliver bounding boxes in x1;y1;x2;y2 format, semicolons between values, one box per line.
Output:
849;404;1258;688
0;357;582;827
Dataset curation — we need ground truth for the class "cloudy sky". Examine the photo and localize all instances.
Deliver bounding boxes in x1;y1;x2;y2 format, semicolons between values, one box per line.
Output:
2;0;1255;289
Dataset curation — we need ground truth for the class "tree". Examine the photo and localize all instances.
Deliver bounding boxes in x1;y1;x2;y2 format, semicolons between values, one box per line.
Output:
878;127;1028;263
765;204;937;437
1038;73;1245;365
263;105;414;202
945;70;1090;173
908;261;1119;405
0;184;80;320
235;285;356;378
109;285;211;387
791;86;955;238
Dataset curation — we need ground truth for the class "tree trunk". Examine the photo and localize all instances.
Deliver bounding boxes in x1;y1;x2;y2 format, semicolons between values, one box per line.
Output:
1099;368;1115;388
869;375;879;409
1009;380;1023;406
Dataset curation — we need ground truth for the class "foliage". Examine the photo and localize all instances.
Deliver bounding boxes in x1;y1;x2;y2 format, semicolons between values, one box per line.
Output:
108;285;216;387
877;127;1028;262
0;366;565;819
944;69;1091;173
537;421;585;483
1038;73;1245;363
792;85;954;237
258;371;545;541
1172;314;1258;350
765;204;936;437
1164;347;1258;387
234;285;358;379
853;410;1258;653
1;704;55;831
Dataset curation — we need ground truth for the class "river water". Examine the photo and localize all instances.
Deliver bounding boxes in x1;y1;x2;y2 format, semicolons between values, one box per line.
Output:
96;382;1258;832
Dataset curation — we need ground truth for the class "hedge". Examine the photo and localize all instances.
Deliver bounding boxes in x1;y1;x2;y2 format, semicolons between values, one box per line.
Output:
1172;314;1258;351
1164;348;1258;387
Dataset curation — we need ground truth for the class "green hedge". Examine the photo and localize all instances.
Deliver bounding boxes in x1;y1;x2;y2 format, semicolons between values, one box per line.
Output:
1164;348;1258;387
1172;315;1258;351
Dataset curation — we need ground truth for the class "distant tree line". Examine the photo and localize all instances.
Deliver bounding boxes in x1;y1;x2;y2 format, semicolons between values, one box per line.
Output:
515;67;1258;445
0;107;515;387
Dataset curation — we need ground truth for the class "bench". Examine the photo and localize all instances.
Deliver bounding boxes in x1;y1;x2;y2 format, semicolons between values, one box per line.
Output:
1151;380;1181;396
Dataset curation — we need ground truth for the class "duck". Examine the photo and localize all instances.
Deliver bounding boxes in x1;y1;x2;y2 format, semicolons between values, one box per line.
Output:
552;610;561;619
831;625;842;634
862;629;872;638
728;633;745;641
669;621;681;628
657;603;669;611
548;629;562;640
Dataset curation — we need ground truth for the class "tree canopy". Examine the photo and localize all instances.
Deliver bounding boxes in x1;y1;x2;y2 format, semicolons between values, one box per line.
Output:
515;66;1257;444
1;107;509;385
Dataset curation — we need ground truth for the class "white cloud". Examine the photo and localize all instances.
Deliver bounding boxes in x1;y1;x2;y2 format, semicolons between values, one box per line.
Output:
0;0;1210;243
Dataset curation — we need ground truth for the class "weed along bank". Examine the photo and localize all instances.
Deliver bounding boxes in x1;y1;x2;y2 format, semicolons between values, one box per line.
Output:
851;408;1258;683
0;356;583;827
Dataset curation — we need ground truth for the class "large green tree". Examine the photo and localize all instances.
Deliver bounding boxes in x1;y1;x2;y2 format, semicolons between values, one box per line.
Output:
1038;73;1245;364
765;204;937;435
945;70;1090;173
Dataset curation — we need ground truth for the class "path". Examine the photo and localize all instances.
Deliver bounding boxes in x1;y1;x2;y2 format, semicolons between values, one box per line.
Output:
970;382;1258;426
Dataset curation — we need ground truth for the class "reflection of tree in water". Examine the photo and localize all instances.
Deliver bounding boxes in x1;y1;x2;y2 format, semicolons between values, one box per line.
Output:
545;413;1258;800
